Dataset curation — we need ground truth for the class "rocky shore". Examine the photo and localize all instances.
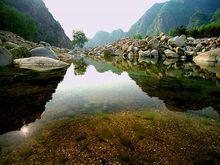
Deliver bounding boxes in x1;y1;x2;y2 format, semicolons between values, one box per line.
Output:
87;33;220;68
0;31;73;71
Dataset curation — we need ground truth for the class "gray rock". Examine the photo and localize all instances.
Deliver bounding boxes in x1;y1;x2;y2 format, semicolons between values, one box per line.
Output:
0;39;2;45
0;47;13;67
187;37;195;42
138;50;151;58
164;49;179;58
163;59;178;65
30;47;58;59
151;49;159;57
148;38;159;49
39;41;51;47
128;52;134;61
14;57;69;71
194;48;220;64
168;36;186;47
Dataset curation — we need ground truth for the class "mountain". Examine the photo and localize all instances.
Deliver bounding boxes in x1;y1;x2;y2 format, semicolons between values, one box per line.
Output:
0;0;71;48
86;29;125;47
87;0;220;47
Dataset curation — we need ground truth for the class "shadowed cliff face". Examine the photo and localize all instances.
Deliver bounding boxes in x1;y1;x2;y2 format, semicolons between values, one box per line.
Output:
0;0;71;48
0;67;66;134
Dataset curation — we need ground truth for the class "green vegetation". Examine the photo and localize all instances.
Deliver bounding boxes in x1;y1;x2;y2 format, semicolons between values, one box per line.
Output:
0;5;37;41
169;21;220;38
71;30;88;48
133;34;144;40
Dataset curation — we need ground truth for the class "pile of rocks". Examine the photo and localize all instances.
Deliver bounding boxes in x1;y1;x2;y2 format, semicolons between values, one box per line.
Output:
0;30;72;71
88;33;220;65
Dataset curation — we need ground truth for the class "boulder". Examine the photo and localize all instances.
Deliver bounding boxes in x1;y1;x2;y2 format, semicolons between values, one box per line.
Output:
194;48;220;64
164;49;179;58
10;46;31;59
187;37;195;42
14;57;69;71
168;36;186;47
151;49;159;57
57;53;72;62
128;52;134;61
30;47;58;59
0;47;13;67
39;41;51;47
138;50;151;58
148;38;159;49
160;35;169;42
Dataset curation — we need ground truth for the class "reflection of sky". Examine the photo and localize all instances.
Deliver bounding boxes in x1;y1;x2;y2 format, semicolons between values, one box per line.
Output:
0;63;166;145
44;64;165;119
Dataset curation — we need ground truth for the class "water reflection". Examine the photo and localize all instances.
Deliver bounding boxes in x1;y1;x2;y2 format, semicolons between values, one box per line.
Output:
0;67;66;134
0;56;219;140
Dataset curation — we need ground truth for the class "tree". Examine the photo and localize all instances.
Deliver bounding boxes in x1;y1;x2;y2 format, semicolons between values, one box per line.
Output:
169;26;188;36
72;30;88;49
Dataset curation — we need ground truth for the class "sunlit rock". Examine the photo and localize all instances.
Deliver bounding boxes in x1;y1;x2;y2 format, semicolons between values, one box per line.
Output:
14;57;69;71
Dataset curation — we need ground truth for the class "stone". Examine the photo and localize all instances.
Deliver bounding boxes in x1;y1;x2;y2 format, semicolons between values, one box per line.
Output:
127;45;133;52
139;50;151;58
163;59;178;66
168;36;186;47
57;53;72;62
30;47;58;59
14;57;69;71
160;35;169;42
151;49;159;57
187;37;195;42
40;41;51;47
164;49;179;58
0;39;2;45
148;38;159;49
10;46;31;59
133;47;139;54
122;44;129;52
128;52;134;61
0;47;13;67
194;48;220;64
175;47;185;56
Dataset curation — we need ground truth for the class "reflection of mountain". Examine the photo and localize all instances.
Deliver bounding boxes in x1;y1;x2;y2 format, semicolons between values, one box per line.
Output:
90;57;220;113
129;74;220;112
0;68;66;134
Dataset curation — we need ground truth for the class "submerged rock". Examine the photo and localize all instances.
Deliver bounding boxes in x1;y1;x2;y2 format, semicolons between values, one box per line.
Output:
14;57;69;71
194;48;220;64
30;47;58;59
0;47;12;67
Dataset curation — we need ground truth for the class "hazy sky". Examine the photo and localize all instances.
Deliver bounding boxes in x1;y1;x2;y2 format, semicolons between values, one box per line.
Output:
43;0;167;39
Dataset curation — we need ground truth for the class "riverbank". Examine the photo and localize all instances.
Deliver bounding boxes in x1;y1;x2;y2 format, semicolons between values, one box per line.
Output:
1;110;220;164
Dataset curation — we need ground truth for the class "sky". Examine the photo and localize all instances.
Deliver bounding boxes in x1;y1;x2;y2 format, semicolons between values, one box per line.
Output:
43;0;167;39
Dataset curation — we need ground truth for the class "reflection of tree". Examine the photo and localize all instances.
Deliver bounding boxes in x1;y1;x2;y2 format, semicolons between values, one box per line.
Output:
73;59;88;75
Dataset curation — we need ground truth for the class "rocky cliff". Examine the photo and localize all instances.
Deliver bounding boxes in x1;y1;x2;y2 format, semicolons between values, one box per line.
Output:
0;0;71;48
86;29;125;47
87;0;220;47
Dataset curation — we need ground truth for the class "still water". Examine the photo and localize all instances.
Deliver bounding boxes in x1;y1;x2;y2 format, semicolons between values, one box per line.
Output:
0;57;219;147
